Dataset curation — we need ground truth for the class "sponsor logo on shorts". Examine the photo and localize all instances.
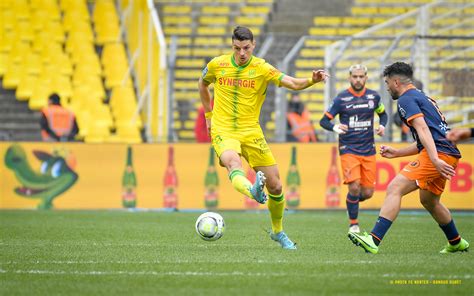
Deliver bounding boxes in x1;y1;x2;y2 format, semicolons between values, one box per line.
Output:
213;135;223;145
409;160;420;168
253;137;270;154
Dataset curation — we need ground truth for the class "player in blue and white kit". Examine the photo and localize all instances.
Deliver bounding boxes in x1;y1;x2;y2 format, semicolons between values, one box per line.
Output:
320;64;388;233
348;62;469;254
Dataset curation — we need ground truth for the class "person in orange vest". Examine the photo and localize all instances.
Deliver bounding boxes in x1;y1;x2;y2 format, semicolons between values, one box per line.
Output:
286;93;317;142
40;93;79;142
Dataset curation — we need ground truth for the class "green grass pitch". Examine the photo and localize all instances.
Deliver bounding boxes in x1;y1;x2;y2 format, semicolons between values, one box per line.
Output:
1;210;472;295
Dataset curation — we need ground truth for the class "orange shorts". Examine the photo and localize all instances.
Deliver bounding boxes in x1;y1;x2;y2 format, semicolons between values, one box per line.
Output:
400;149;459;196
340;154;376;187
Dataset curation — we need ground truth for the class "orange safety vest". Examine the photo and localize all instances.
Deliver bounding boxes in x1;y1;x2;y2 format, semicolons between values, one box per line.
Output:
287;110;316;142
41;105;75;141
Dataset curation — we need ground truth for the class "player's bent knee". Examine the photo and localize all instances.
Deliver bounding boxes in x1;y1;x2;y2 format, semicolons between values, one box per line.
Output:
420;196;437;211
266;182;282;196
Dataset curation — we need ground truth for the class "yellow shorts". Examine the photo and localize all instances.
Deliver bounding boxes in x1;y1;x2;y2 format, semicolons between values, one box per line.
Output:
211;127;276;168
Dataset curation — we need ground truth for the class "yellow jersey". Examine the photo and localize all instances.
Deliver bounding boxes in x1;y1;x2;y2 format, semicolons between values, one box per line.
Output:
202;54;285;131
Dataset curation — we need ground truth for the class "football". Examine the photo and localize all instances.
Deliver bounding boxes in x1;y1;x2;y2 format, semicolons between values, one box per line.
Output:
195;212;225;241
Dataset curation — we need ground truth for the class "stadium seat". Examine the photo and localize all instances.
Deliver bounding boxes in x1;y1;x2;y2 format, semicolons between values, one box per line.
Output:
163;5;192;14
200;6;230;15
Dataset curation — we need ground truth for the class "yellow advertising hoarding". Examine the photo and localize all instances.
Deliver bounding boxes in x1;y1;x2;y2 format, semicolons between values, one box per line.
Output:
0;142;472;210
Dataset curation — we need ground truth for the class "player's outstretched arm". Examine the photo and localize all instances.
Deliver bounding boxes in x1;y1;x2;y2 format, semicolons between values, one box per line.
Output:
380;143;417;159
446;128;473;142
280;69;329;90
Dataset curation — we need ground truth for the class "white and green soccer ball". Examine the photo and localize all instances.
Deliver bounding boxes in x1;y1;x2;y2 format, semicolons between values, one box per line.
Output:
195;212;225;241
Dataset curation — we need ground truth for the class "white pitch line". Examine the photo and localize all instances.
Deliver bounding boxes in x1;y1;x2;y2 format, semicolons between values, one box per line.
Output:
0;269;292;277
0;242;257;248
0;260;377;265
0;269;470;279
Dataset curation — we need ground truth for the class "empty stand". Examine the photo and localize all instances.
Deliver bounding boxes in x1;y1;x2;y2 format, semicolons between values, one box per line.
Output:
0;0;142;143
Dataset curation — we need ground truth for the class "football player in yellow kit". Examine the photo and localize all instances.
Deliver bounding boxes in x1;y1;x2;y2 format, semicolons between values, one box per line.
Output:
198;26;328;249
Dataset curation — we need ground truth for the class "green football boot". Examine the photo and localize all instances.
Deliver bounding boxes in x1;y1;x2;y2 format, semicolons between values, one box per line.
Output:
440;238;469;254
348;231;378;254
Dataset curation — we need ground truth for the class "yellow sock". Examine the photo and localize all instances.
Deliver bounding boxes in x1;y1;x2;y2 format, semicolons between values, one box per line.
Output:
267;193;285;233
229;169;252;198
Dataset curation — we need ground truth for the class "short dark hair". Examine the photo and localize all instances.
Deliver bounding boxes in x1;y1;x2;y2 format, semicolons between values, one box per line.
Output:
232;26;253;42
49;93;61;105
383;62;413;79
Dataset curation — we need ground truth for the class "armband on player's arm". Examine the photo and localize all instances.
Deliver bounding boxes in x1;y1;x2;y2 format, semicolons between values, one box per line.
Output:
307;78;315;86
205;111;213;119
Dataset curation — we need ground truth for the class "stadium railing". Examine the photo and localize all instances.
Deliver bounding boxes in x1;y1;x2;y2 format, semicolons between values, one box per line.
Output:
274;0;474;142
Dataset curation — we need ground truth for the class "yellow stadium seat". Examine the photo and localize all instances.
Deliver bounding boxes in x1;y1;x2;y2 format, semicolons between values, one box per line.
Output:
337;27;363;35
299;49;325;58
200;6;230;15
101;43;127;66
177;130;195;139
2;63;22;89
175;69;202;79
308;27;338;36
12;2;30;21
304;39;333;47
314;16;342;26
164;26;193;36
163;16;193;25
23;53;42;75
16;73;38;101
351;7;378;15
84;124;111;143
380;7;409;15
194;37;224;46
295;59;324;69
343;17;373;26
176;58;205;68
51;75;73;100
192;48;222;58
240;6;270;15
235;16;266;26
174;92;198;100
174;80;199;90
114;125;142;143
198;26;228;36
247;0;274;3
163;5;192;14
199;16;229;25
29;83;51;110
0;53;7;77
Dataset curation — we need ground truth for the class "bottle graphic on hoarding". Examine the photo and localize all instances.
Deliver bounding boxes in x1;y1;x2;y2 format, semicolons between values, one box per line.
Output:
122;146;137;208
163;146;178;209
285;146;300;208
204;147;219;209
244;166;260;209
325;146;341;208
